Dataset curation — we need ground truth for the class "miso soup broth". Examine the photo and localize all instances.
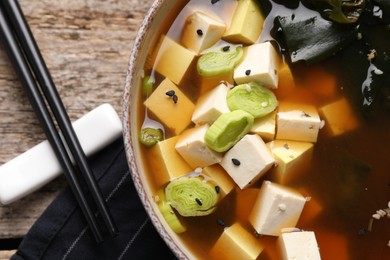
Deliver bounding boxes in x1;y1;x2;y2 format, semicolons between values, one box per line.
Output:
135;0;390;259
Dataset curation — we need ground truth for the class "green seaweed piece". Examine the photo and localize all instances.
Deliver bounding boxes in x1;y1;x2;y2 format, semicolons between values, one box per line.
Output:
302;0;366;24
336;23;390;116
276;4;359;64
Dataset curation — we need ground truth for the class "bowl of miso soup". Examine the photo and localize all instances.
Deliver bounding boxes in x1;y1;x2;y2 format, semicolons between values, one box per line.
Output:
122;0;390;259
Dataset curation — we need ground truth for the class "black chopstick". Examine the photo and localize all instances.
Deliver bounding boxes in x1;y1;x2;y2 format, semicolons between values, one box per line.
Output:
0;0;117;242
1;0;118;239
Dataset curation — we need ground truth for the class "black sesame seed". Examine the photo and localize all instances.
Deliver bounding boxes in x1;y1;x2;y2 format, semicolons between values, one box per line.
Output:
245;69;251;76
195;198;203;206
358;228;366;236
165;90;175;97
222;45;230;52
216;219;225;227
232;158;241;166
197;29;203;36
215;186;221;194
173;94;178;104
211;0;220;4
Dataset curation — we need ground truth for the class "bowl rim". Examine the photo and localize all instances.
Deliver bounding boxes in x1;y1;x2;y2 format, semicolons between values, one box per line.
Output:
121;0;188;259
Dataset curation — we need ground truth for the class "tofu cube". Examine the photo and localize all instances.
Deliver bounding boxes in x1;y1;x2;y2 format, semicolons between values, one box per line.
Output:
302;66;337;98
144;78;195;135
266;140;313;184
203;164;235;200
175;124;223;168
150;136;193;186
234;42;279;89
209;223;265;260
249;181;306;236
250;110;277;141
276;102;322;143
223;0;264;44
274;62;297;100
181;11;226;54
196;70;234;95
152;35;196;85
192;83;230;125
278;231;321;260
319;98;359;136
220;134;275;189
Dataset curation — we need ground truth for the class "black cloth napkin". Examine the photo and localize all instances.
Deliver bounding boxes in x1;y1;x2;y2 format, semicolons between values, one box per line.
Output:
11;138;176;260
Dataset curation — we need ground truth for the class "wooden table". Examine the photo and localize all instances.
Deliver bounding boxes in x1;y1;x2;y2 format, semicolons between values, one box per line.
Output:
0;0;153;258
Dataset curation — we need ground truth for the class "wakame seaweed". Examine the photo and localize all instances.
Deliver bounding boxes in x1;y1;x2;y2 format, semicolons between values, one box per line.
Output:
257;0;389;64
256;0;390;114
255;0;361;64
302;0;366;24
276;8;359;64
368;0;390;24
337;24;390;116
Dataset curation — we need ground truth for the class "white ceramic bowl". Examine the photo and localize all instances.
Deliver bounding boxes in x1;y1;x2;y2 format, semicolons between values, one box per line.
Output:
122;0;191;259
122;1;390;259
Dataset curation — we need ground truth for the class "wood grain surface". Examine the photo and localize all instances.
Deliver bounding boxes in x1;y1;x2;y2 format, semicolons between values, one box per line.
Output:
0;0;154;255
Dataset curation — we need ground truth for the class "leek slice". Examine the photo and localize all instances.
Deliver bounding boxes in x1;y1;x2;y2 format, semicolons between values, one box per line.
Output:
205;110;254;152
197;45;244;77
158;200;186;234
165;176;219;217
227;82;278;118
139;127;163;147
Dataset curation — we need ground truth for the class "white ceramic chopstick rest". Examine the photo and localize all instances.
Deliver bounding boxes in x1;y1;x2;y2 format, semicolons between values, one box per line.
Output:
0;103;123;205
